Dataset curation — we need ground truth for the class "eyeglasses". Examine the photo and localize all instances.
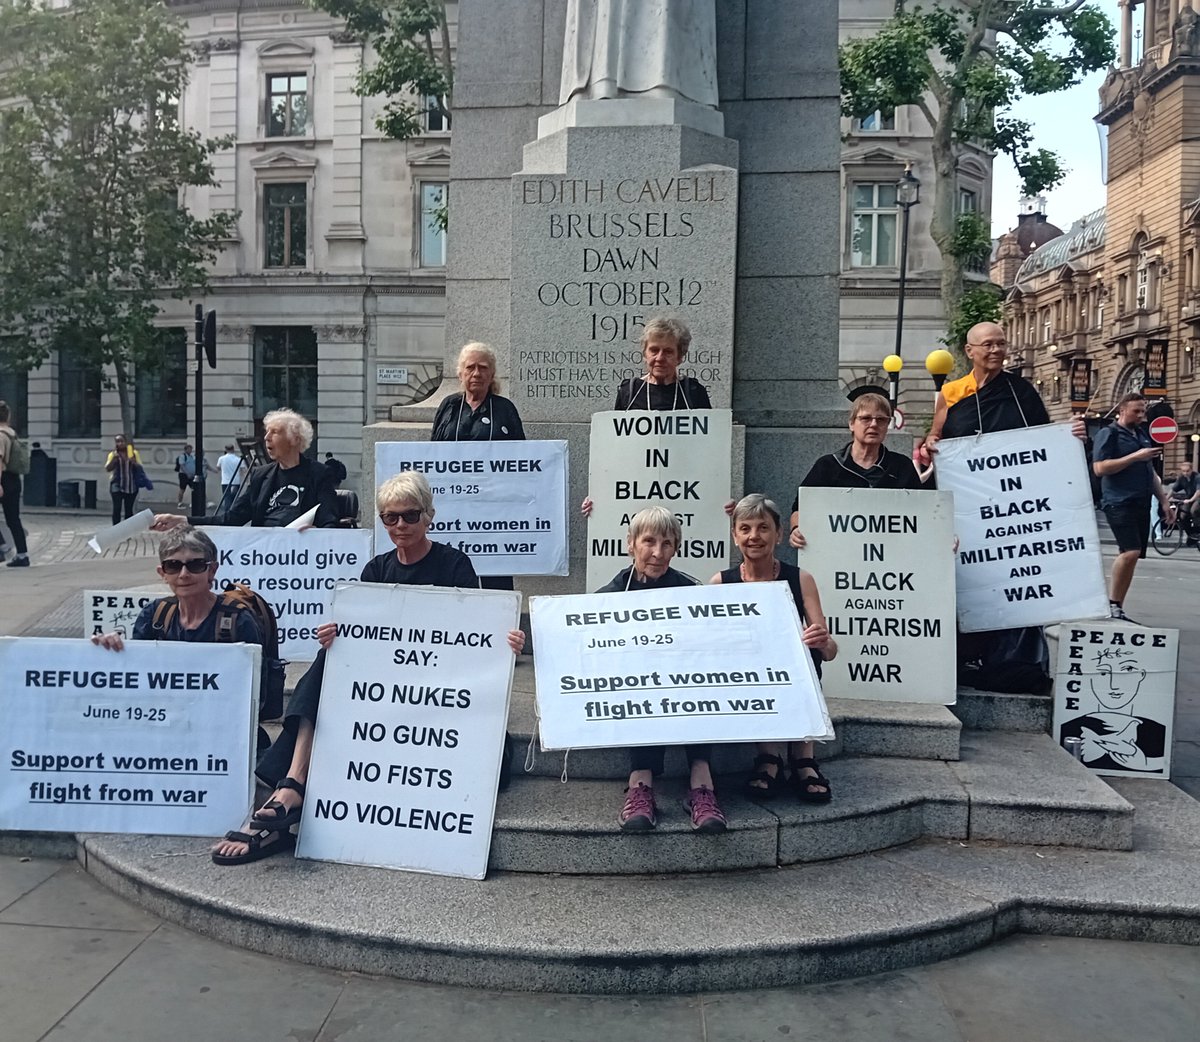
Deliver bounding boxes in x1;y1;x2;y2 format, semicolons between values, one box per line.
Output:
855;415;891;426
161;558;213;575
379;509;424;526
969;340;1007;352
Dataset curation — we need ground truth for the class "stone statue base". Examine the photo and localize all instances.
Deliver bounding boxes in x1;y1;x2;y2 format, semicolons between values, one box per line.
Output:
538;96;725;138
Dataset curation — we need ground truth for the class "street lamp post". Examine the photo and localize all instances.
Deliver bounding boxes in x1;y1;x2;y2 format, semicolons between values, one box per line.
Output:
882;354;903;424
893;165;921;366
925;349;955;392
1191;431;1199;469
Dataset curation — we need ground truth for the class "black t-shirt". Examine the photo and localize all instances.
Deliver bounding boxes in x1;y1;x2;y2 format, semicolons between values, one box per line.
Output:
1173;472;1199;499
132;597;264;645
360;542;479;588
263;461;315;526
432;393;526;442
614;377;711;411
595;565;700;593
791;444;923;512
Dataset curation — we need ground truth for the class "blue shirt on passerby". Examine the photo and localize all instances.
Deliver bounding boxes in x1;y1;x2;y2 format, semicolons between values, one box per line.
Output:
1093;422;1154;506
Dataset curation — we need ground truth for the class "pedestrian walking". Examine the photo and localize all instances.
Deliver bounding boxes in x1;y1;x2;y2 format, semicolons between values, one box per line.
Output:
0;401;30;567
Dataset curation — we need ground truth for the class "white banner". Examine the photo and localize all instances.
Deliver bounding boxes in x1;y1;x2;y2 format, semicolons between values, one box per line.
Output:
935;423;1109;631
585;409;732;590
1053;623;1177;777
530;583;833;750
1;639;256;835
798;488;957;704
84;587;162;637
198;527;374;661
296;582;520;879
375;440;569;576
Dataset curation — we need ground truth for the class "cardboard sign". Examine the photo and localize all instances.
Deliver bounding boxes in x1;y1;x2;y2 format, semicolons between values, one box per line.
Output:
935;423;1109;632
1053;623;1177;777
199;527;374;660
296;582;520;879
84;586;163;637
585;409;732;590
798;488;957;704
530;582;833;750
1;638;257;835
375;440;569;576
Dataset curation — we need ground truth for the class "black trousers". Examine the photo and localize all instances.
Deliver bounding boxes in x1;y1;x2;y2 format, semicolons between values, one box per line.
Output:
111;490;138;525
629;744;713;777
0;472;26;554
255;649;325;787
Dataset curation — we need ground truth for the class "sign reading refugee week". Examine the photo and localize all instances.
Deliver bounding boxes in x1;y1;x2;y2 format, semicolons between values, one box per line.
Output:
296;582;520;880
1;639;257;835
935;423;1109;632
531;582;833;750
798;488;957;704
375;440;569;576
586;409;732;590
196;527;374;661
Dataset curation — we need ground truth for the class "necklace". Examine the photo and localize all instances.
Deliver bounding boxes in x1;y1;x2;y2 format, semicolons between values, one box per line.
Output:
740;558;779;583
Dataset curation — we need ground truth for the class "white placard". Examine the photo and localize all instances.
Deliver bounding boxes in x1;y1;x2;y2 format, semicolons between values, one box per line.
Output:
1;639;256;835
88;508;153;553
798;488;957;704
530;583;833;750
296;582;520;879
935;423;1109;632
585;409;732;590
199;527;374;661
375;440;569;576
1053;623;1177;777
377;366;410;384
84;586;163;637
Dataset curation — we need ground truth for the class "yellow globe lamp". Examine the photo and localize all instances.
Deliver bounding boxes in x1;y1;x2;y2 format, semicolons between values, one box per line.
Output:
925;349;955;391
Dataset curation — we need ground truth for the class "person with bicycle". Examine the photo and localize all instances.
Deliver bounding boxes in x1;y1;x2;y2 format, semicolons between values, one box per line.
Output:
1092;393;1176;622
1171;462;1200;542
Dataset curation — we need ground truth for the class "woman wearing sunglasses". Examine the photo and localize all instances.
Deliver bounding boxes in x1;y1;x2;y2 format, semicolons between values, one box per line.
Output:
213;471;525;866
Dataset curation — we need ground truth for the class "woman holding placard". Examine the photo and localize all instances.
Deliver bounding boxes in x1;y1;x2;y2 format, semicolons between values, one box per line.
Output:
211;472;525;866
597;506;729;833
433;342;525;592
714;495;838;802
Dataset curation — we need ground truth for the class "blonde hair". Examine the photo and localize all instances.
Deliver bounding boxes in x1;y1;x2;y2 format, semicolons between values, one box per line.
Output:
377;471;435;519
456;342;501;396
626;505;682;549
262;409;314;452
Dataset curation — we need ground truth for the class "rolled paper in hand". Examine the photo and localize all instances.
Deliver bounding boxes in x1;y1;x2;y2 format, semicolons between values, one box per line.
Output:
88;508;154;554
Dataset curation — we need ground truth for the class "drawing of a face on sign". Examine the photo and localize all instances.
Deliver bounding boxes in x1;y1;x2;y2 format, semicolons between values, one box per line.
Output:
1060;647;1165;773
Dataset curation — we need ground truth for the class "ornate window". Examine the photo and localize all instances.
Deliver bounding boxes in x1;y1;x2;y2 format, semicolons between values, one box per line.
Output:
135;329;188;438
267;73;308;137
850;182;898;267
58;349;102;438
419;181;448;267
255;327;317;423
264;183;307;268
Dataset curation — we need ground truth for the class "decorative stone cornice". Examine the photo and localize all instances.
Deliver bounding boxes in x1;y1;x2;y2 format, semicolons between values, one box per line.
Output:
315;324;366;342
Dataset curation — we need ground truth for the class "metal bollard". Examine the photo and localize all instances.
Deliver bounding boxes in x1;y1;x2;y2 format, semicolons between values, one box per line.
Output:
1062;736;1084;761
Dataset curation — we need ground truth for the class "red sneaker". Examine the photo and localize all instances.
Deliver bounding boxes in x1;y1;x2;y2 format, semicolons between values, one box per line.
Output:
685;787;727;833
618;783;657;831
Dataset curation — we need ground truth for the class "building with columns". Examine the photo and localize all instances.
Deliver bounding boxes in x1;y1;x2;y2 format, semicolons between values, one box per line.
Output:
993;0;1200;472
5;0;457;497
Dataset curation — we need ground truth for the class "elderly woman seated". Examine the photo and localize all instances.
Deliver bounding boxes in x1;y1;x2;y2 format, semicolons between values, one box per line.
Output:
211;472;525;865
596;505;726;832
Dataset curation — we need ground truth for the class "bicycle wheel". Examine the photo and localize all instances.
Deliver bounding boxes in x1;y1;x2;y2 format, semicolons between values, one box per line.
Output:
1153;518;1183;556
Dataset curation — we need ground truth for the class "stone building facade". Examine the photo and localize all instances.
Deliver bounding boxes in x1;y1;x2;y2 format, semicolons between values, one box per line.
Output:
6;0;457;495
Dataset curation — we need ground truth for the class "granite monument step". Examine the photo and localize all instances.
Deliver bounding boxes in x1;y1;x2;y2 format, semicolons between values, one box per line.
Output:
71;779;1197;995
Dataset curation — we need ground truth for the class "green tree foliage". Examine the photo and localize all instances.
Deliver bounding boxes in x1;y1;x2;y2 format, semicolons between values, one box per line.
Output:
840;1;1115;340
310;0;453;140
0;0;237;436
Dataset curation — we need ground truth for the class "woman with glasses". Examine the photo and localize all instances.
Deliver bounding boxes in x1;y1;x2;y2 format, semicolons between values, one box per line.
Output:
212;471;525;866
788;392;923;550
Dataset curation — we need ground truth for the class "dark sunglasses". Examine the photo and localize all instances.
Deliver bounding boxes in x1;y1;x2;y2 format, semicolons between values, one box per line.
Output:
379;509;424;526
161;558;213;575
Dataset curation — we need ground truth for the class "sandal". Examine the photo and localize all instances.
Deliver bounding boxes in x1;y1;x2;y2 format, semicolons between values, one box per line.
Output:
250;777;306;829
743;753;787;800
211;826;296;866
789;757;832;804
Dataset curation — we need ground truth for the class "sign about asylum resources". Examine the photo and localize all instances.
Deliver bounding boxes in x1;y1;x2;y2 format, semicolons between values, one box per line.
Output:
798;488;956;704
530;582;833;751
374;440;569;576
586;409;732;590
935;423;1109;632
1;638;257;835
510;170;738;410
1053;623;1177;778
198;527;374;661
296;582;519;880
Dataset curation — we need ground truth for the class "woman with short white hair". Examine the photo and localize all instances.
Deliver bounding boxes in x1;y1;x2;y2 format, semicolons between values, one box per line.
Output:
596;506;727;833
432;342;526;442
153;408;340;530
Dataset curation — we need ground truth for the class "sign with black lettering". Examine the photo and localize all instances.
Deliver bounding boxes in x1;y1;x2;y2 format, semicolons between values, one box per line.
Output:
84;587;161;638
374;440;569;576
1144;339;1169;395
296;582;520;879
586;409;732;590
798;489;956;703
1;638;257;835
198;527;374;661
530;583;832;750
1070;359;1093;409
1053;623;1177;777
936;423;1109;631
